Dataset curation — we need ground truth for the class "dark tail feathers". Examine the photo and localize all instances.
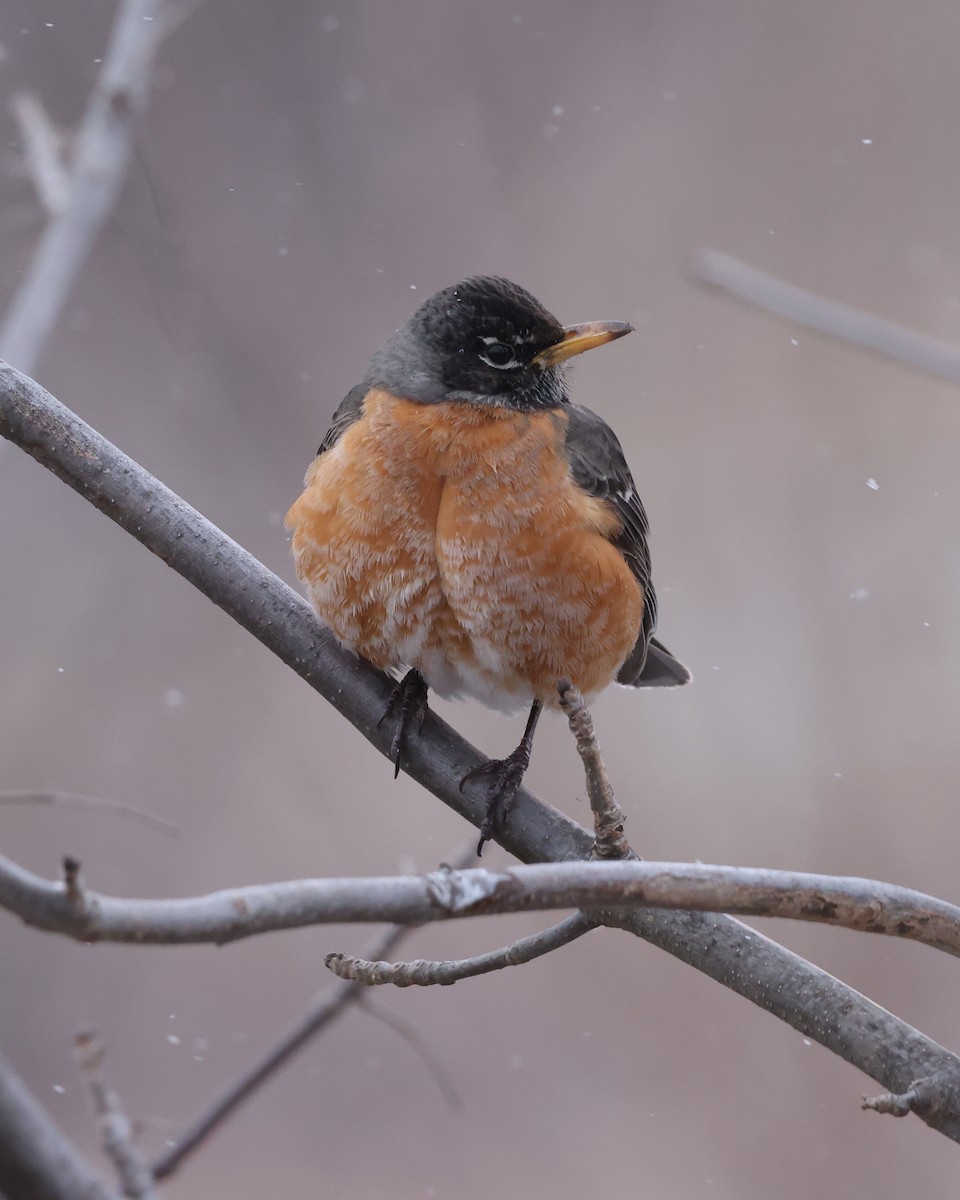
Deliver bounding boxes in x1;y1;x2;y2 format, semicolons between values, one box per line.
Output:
617;636;692;688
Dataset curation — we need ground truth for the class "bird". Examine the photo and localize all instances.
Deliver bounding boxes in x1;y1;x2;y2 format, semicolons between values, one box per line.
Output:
286;276;689;851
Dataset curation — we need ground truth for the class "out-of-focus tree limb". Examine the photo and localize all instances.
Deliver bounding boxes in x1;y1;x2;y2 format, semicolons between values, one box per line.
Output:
3;360;960;1141
692;248;960;384
0;789;179;837
8;92;70;216
73;1032;156;1200
150;921;416;1182
0;1046;120;1200
0;0;193;375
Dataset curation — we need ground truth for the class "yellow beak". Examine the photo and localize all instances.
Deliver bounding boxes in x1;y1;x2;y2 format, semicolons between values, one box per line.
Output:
533;320;633;368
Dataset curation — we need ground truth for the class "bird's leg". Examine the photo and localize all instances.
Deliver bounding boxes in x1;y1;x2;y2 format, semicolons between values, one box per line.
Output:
378;669;429;778
461;700;543;855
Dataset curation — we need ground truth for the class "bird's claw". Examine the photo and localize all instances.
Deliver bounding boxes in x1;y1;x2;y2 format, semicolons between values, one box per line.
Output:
460;749;531;855
378;669;429;777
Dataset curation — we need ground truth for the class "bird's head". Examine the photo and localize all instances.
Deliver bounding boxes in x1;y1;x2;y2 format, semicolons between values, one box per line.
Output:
368;276;632;412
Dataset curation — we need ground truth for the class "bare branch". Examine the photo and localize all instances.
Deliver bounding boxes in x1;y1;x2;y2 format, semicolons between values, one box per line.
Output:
0;790;179;837
151;841;475;1181
691;249;960;385
359;999;463;1109
0;1045;120;1200
4;361;960;1140
334;685;623;988
4;852;960;959
74;1031;156;1200
9;92;70;215
326;912;598;987
558;679;633;860
151;921;415;1182
0;0;191;374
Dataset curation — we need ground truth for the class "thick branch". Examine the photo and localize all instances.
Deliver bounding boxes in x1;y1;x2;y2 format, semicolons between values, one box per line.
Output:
3;362;960;1140
692;249;960;385
0;1046;120;1200
3;853;960;958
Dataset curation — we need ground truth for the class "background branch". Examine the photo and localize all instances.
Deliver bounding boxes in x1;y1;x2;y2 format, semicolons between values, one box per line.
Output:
0;790;179;837
151;920;415;1182
0;1046;120;1200
3;361;960;1140
8;92;70;216
150;839;475;1181
691;248;960;384
0;0;189;374
74;1031;156;1200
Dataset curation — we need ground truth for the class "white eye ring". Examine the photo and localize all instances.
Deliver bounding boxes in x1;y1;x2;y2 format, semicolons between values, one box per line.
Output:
477;335;520;370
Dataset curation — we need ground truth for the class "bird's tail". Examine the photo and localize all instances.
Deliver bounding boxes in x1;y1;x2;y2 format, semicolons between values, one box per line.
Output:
619;637;692;688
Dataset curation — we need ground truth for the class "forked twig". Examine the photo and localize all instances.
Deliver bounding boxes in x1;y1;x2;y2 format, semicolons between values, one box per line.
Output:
0;0;194;374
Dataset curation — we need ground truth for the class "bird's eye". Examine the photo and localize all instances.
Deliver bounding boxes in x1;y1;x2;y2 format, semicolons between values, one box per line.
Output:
477;337;520;370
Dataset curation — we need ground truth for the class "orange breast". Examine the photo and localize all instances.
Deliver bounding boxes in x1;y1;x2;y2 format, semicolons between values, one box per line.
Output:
285;389;643;713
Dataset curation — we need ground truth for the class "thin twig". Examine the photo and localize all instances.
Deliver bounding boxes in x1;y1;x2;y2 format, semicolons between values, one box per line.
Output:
557;679;633;860
326;911;598;987
152;841;476;1181
4;363;960;1140
692;248;960;385
0;790;179;837
0;1046;120;1200
0;0;191;374
358;998;463;1109
862;1075;945;1119
74;1031;156;1200
151;921;410;1181
61;854;84;907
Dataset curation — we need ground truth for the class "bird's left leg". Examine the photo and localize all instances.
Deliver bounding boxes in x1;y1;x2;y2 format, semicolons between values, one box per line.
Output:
460;699;543;854
378;668;429;777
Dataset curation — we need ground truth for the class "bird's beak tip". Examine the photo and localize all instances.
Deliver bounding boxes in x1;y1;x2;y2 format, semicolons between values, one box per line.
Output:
535;320;634;367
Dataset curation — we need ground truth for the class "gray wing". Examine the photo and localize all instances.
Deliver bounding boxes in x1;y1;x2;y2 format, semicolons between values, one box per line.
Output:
562;403;690;688
317;383;367;455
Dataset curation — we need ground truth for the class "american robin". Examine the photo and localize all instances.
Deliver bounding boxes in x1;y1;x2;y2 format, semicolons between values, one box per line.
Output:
287;276;689;851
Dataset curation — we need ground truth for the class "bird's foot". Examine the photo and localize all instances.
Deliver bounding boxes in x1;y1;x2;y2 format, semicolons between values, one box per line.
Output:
378;669;429;777
460;743;533;856
460;700;543;855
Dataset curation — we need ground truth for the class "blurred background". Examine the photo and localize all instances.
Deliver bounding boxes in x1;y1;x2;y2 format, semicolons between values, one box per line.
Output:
3;0;960;1195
